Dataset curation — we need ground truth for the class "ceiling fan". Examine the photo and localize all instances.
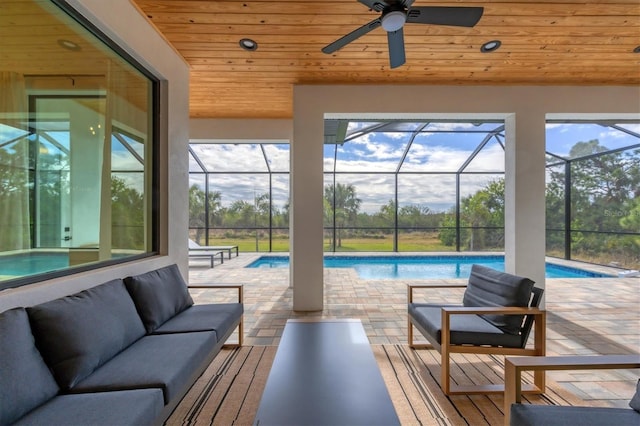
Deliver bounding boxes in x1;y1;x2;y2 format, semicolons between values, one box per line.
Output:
321;0;484;69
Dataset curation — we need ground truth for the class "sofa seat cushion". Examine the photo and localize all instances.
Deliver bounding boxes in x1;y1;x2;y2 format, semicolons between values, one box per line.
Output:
70;331;217;404
153;303;243;340
463;264;535;335
13;389;164;426
124;264;195;334
510;404;639;426
0;308;60;425
27;279;146;389
409;303;522;348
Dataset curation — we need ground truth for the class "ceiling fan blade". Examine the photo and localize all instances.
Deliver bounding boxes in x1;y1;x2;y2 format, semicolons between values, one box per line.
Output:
387;28;406;69
406;6;484;27
322;18;381;54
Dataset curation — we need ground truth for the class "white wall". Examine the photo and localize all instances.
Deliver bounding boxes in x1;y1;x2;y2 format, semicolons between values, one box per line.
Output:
0;0;190;311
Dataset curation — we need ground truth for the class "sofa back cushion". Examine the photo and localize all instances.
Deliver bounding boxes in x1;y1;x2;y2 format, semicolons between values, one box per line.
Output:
124;264;194;334
462;264;535;334
0;307;60;425
27;279;146;390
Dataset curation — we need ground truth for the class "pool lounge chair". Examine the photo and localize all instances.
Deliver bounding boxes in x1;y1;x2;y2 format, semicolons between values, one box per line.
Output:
188;250;224;268
188;239;239;259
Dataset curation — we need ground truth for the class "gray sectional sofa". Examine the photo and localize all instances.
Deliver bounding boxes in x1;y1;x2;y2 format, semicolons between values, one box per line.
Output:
0;264;243;426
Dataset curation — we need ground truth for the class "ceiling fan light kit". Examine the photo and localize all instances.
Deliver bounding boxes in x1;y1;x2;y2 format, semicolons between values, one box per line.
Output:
381;10;406;32
322;0;484;69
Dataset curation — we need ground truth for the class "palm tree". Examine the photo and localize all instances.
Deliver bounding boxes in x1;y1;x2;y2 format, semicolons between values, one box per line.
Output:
324;183;361;248
207;191;222;227
189;185;206;242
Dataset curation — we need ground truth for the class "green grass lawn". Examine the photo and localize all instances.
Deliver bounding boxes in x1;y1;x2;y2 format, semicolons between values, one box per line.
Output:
209;232;453;253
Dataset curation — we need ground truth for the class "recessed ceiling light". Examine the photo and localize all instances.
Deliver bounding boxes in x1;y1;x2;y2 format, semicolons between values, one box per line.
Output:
634;46;640;53
58;39;81;51
480;40;501;53
239;38;258;51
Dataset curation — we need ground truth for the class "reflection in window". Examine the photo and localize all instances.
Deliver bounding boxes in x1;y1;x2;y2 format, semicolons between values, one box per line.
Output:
0;0;156;288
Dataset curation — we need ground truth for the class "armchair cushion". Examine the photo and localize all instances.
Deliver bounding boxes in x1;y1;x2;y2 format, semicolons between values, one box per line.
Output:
124;264;194;333
463;264;534;334
409;303;522;348
27;279;146;389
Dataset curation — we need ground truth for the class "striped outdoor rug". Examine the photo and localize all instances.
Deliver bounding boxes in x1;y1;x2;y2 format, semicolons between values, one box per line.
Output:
166;345;582;426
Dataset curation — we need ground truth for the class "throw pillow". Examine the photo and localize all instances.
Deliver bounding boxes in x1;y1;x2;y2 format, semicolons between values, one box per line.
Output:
0;308;60;425
124;264;194;333
27;279;146;389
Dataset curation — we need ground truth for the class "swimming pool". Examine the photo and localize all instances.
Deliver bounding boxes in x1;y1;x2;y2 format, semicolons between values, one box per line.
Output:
246;255;612;279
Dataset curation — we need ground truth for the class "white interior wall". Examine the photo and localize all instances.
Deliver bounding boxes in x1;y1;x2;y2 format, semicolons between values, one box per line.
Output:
0;0;190;312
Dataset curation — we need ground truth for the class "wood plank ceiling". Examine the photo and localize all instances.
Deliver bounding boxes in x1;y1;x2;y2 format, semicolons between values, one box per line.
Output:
132;0;640;119
3;0;639;119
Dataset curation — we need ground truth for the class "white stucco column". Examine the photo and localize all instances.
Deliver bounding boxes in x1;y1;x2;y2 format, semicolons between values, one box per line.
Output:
290;88;324;311
504;112;546;294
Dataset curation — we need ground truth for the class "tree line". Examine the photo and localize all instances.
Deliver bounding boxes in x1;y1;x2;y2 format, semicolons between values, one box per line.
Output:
189;139;639;265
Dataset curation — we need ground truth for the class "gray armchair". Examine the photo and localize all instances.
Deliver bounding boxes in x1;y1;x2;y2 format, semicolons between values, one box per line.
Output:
408;264;546;395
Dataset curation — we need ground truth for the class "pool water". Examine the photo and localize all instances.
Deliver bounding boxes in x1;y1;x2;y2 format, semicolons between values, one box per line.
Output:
0;251;133;280
0;253;70;277
246;255;612;279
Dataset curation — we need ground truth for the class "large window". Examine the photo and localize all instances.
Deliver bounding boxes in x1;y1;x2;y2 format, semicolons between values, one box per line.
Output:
0;0;157;289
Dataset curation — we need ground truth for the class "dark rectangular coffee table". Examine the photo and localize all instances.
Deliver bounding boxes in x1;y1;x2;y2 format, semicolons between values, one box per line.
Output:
253;319;399;426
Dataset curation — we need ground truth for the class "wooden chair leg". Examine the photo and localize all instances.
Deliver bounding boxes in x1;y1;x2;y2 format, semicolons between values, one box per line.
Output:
408;318;414;348
441;345;451;395
533;311;546;393
441;309;451;394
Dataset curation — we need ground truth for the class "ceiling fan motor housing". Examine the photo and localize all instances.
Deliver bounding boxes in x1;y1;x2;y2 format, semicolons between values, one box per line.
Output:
321;1;484;69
